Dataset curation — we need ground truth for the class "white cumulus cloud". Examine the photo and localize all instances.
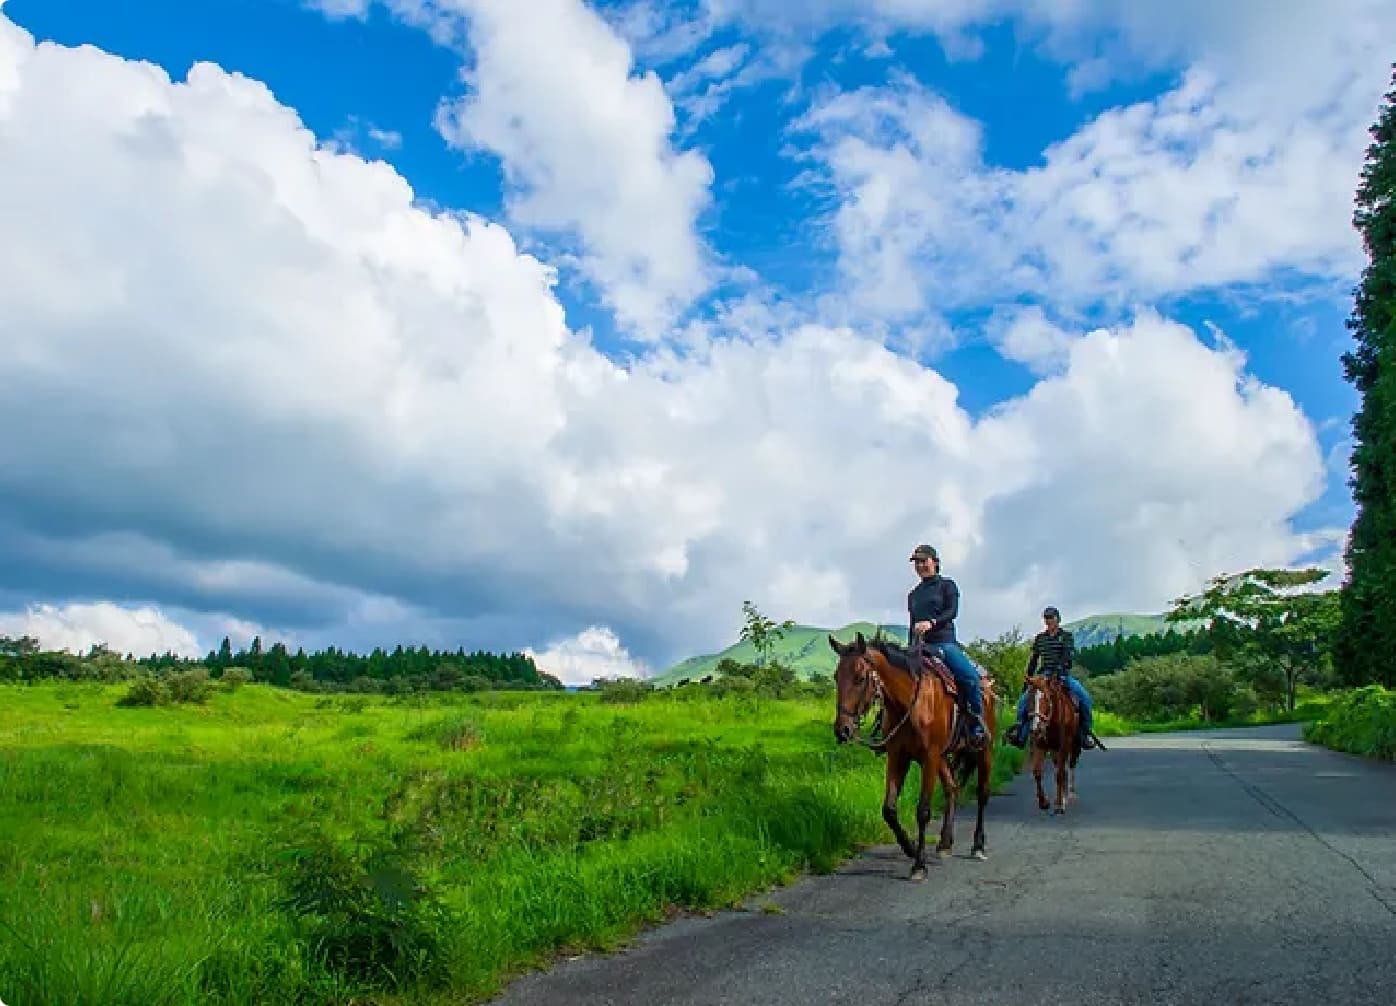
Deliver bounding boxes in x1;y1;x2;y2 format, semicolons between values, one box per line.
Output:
790;58;1379;330
394;0;719;337
0;601;204;658
0;10;1342;672
526;626;652;687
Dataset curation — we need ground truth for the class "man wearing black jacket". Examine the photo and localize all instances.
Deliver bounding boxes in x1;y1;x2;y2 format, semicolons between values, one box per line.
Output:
907;544;986;746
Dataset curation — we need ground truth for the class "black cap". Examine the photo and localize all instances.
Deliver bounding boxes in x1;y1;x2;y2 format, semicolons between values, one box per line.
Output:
908;544;938;562
1043;606;1061;619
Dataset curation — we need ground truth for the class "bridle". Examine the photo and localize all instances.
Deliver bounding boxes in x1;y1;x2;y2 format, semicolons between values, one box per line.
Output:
837;651;922;752
1029;677;1055;740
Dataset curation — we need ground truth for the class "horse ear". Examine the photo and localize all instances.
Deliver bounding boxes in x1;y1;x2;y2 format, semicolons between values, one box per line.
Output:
827;634;844;655
854;631;866;652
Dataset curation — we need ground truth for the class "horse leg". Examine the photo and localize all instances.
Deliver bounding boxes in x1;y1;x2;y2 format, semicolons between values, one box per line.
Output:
1053;745;1069;815
935;755;959;857
1031;743;1049;811
882;749;917;860
970;748;991;859
910;753;941;881
1068;739;1080;803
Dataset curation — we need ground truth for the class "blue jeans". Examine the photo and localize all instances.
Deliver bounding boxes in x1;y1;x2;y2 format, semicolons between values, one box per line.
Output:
1016;674;1093;732
929;641;984;727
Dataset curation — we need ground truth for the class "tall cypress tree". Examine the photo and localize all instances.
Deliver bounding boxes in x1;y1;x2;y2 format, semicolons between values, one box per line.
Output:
1336;65;1396;687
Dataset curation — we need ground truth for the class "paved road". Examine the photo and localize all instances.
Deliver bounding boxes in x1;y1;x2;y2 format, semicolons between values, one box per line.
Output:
490;725;1396;1005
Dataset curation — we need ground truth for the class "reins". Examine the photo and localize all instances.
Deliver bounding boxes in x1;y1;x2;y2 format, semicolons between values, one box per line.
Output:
844;653;924;753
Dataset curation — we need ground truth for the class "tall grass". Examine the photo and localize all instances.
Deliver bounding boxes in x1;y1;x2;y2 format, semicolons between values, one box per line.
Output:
0;683;1023;1005
1303;685;1396;760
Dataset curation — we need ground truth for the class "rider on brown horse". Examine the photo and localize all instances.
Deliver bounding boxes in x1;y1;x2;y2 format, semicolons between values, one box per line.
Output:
907;544;988;748
1005;606;1097;750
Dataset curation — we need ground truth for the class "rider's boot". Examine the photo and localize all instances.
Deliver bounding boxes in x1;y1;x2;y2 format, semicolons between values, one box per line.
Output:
964;694;988;748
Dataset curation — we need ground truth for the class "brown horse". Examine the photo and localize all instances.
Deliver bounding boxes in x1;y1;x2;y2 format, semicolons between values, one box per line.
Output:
1023;674;1080;814
829;631;996;880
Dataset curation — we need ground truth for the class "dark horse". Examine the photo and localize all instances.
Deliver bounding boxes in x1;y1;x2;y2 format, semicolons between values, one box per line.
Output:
829;631;996;880
1023;674;1079;815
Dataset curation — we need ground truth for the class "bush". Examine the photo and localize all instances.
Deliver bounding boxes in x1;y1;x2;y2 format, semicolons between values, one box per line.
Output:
167;669;213;704
714;657;755;679
116;675;169;707
277;829;452;991
1091;654;1249;723
594;677;654;704
220;667;252;691
752;660;797;698
115;669;213;706
710;675;756;698
405;713;483;751
1304;685;1396;760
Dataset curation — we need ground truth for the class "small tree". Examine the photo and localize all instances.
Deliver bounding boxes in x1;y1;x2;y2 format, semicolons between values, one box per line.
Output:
965;626;1031;699
1168;568;1340;712
737;601;795;667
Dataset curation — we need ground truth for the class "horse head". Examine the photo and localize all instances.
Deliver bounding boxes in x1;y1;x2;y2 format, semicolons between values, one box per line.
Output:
1024;674;1065;742
828;632;880;744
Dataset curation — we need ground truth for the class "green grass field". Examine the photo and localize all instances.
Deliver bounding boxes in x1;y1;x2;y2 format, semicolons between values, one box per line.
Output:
0;682;1024;1005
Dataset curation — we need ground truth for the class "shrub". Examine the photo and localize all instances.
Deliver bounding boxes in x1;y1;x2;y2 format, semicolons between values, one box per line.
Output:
710;675;756;698
1091;654;1250;723
405;714;483;751
277;829;452;991
1304;685;1396;760
594;677;654;704
167;669;213;704
220;667;252;691
116;675;169;707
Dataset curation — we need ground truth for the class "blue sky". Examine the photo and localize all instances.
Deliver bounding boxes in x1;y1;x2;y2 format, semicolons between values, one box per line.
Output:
0;0;1387;681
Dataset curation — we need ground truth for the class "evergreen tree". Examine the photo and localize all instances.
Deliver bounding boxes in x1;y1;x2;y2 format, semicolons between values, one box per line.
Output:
1336;65;1396;687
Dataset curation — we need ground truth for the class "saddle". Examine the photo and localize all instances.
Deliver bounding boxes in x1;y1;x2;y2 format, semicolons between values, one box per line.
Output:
907;644;993;753
914;649;960;696
909;645;992;697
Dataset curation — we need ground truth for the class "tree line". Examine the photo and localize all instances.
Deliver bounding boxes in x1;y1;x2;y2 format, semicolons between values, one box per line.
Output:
0;633;562;693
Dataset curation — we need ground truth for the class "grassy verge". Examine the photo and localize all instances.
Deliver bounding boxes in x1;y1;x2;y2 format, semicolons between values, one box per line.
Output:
1302;685;1396;761
0;683;1023;1005
1092;692;1337;738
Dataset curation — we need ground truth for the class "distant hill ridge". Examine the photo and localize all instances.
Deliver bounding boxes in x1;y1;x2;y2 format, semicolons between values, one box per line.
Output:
650;611;1198;686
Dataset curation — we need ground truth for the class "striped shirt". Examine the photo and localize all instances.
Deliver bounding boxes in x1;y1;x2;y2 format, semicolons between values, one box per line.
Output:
1027;629;1074;677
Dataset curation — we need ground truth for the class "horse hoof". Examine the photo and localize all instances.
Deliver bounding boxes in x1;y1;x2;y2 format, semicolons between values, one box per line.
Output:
1053;807;1065;816
909;867;927;882
971;849;988;861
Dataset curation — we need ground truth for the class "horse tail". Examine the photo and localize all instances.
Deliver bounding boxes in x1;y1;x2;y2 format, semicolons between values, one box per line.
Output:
950;750;976;789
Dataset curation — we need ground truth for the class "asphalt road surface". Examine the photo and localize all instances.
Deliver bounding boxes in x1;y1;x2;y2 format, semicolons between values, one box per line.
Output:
489;724;1396;1006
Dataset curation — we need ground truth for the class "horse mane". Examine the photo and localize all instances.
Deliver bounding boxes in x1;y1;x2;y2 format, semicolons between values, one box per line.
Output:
866;632;919;674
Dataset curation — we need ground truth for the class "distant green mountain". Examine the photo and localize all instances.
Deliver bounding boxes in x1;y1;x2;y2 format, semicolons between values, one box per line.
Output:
1063;612;1204;649
649;621;905;687
652;611;1204;686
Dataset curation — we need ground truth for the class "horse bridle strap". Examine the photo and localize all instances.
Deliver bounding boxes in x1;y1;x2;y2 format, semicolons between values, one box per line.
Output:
837;661;880;724
848;656;922;753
